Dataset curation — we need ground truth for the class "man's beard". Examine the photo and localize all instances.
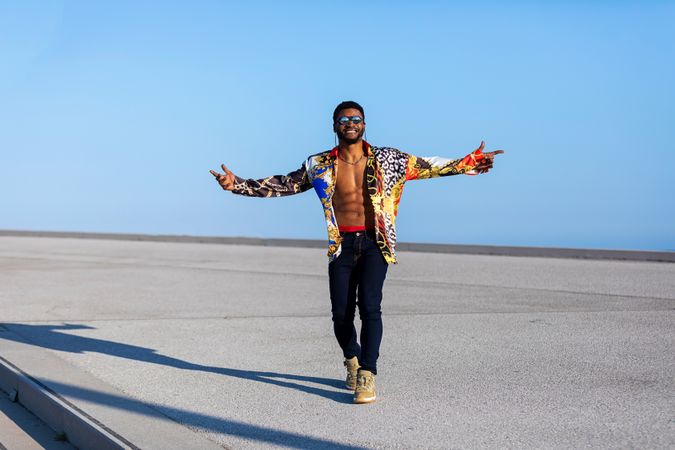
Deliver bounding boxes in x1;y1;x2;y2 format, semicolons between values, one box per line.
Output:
337;128;364;144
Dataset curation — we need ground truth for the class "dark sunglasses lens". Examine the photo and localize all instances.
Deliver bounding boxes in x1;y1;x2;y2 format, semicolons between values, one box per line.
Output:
337;116;363;125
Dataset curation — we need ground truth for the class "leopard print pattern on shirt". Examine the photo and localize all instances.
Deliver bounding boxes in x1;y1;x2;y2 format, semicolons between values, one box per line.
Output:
372;147;409;197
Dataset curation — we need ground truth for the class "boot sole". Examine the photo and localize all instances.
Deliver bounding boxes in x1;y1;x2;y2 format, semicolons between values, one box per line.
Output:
353;394;376;404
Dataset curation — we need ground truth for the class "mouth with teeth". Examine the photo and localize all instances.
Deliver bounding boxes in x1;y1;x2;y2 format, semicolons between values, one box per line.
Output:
338;124;363;143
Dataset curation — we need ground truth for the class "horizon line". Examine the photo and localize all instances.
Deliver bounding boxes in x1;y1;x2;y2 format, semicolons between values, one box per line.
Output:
1;229;673;263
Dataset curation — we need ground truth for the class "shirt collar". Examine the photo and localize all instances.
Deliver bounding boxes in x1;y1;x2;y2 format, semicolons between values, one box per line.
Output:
329;140;372;159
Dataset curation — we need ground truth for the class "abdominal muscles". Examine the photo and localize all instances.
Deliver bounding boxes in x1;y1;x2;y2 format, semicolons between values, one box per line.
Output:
333;183;375;228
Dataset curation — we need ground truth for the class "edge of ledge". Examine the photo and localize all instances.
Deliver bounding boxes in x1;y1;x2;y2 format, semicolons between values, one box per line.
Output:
0;325;227;450
0;355;135;450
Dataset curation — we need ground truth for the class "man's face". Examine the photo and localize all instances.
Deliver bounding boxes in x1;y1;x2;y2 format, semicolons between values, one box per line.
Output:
333;108;365;145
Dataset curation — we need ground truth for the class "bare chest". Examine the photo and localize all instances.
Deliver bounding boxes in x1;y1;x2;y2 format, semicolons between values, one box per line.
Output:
335;160;367;197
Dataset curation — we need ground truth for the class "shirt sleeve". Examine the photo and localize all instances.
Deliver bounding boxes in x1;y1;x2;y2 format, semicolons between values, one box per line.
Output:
231;162;312;197
404;148;486;181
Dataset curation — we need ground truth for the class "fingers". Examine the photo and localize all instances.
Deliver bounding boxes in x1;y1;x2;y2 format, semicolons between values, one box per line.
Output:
210;169;228;182
483;150;505;161
475;157;495;169
210;164;235;190
472;144;503;175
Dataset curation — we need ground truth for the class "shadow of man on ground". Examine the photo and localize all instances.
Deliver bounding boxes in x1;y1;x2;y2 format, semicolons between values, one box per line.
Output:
0;323;350;404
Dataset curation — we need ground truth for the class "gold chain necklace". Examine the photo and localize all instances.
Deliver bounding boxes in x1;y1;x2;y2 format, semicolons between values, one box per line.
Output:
338;153;364;165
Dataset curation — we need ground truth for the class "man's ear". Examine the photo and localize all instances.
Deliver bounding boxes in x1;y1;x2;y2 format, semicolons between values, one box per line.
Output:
332;123;337;133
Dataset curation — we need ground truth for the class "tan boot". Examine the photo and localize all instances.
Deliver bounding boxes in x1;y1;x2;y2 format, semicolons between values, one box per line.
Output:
344;356;360;390
353;370;376;404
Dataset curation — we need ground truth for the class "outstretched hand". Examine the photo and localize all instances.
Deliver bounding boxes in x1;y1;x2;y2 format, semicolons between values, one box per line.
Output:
474;141;505;174
210;164;236;190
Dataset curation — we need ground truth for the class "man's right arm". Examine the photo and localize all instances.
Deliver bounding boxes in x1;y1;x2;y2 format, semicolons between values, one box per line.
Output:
211;162;312;198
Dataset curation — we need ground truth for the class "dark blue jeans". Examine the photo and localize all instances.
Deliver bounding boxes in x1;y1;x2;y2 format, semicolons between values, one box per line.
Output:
328;230;388;374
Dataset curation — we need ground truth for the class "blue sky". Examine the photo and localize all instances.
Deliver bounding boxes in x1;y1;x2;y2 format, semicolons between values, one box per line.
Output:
1;1;674;250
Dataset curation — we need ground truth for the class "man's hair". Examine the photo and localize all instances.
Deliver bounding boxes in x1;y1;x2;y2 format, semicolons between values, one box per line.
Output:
333;101;365;122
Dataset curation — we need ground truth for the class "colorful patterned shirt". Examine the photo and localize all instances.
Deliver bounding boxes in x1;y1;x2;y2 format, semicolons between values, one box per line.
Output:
232;141;485;264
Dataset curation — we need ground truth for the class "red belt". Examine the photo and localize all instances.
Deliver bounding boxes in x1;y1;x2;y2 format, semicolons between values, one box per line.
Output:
338;225;369;232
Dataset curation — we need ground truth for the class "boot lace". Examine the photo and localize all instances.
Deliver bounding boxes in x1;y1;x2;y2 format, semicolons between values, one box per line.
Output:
356;373;374;392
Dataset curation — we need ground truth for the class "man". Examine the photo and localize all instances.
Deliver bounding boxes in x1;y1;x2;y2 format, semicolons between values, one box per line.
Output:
210;101;504;404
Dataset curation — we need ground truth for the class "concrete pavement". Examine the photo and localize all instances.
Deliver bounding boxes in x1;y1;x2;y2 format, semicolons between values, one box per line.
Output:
0;236;674;449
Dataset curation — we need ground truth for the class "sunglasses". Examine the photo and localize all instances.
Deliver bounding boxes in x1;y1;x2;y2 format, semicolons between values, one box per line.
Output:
336;116;364;125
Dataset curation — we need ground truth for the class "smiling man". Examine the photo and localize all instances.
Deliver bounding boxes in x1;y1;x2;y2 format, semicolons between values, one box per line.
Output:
210;100;504;404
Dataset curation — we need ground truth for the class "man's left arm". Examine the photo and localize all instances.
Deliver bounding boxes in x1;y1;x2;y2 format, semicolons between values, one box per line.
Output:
405;141;504;181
